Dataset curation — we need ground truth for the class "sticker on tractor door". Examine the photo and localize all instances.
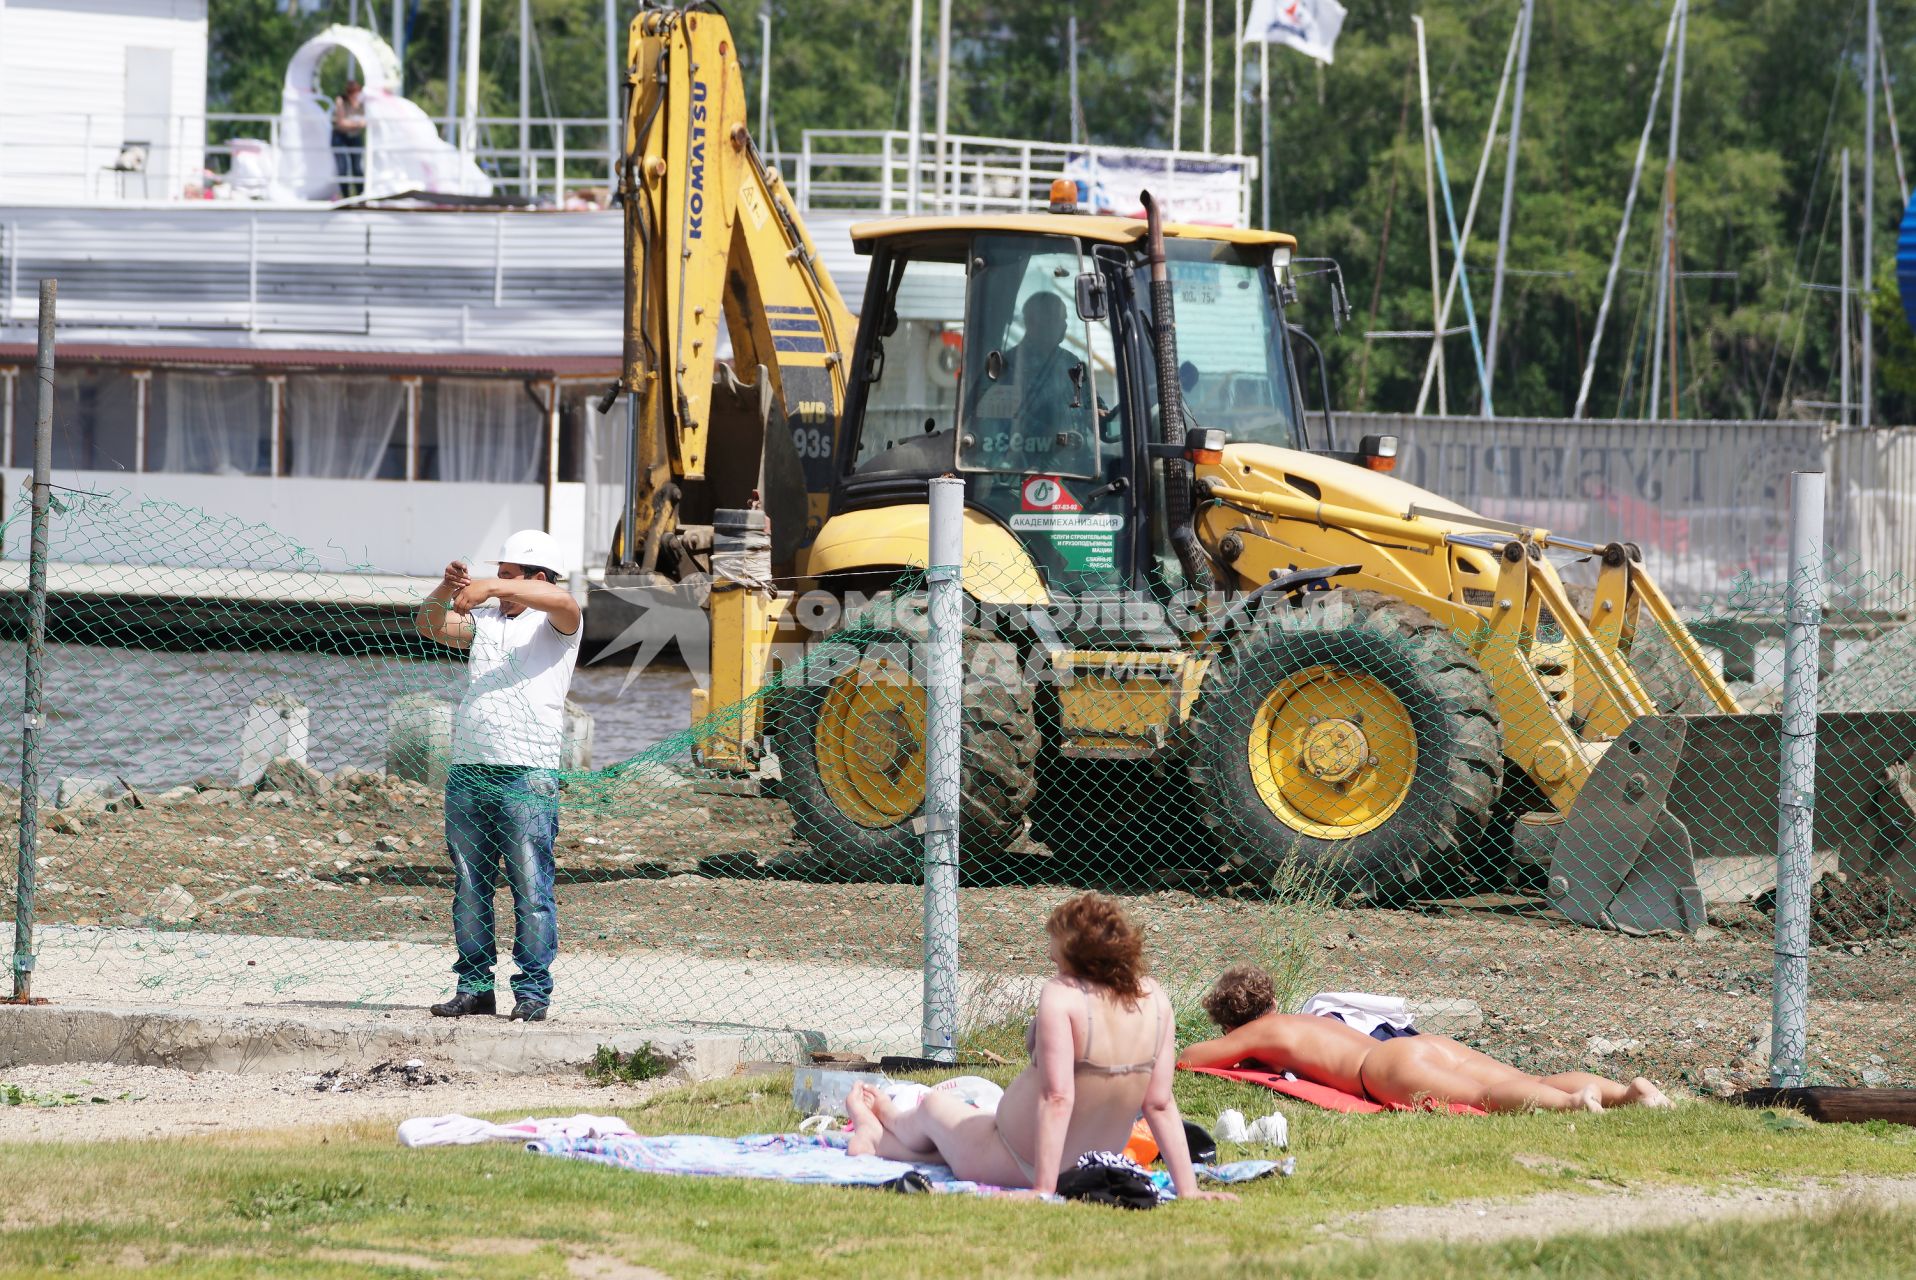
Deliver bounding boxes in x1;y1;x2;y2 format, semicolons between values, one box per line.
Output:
1021;475;1082;512
1008;511;1121;572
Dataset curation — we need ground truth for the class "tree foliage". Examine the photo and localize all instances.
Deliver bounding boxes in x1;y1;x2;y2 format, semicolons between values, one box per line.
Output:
208;0;1916;420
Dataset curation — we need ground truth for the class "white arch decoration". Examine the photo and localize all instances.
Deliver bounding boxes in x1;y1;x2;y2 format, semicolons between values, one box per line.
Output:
272;25;492;202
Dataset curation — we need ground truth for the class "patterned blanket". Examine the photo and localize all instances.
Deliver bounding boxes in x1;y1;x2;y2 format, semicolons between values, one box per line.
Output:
525;1131;1290;1198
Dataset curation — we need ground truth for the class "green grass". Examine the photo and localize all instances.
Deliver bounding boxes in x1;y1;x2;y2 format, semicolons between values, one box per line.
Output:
583;1043;673;1087
0;1073;1910;1278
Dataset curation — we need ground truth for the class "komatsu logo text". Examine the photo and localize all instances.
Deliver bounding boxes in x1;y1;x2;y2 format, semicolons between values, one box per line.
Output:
688;80;709;238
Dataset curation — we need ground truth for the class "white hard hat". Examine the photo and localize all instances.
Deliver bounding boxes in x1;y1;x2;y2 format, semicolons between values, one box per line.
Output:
496;529;567;576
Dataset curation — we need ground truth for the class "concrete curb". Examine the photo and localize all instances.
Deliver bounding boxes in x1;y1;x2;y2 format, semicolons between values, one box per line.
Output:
0;1003;744;1081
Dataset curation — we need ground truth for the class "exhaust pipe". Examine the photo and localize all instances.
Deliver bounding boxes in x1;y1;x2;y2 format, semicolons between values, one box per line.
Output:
1142;190;1212;593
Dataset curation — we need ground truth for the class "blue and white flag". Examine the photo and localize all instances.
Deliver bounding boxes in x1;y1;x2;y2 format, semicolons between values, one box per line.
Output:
1242;0;1348;64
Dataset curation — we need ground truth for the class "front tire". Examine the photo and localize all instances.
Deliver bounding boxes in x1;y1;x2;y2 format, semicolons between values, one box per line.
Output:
1187;589;1503;899
773;607;1037;881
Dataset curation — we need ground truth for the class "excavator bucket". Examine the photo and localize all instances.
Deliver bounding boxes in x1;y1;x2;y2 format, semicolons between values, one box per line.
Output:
1535;712;1916;934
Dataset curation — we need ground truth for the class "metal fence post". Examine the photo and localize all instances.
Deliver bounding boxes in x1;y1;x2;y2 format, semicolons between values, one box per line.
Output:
13;280;55;1002
1770;468;1824;1088
920;476;964;1063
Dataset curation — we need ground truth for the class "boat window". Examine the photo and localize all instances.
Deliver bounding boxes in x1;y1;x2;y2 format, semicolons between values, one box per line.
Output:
13;365;139;472
147;371;274;476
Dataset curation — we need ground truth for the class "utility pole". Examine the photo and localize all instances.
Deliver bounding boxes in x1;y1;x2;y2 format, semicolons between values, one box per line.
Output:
1068;13;1081;146
1414;16;1446;414
1259;39;1270;227
605;0;620;183
908;0;924;214
391;0;405;91
1203;0;1214;154
935;0;952;212
1863;0;1877;428
462;0;482;161
519;0;532;196
448;0;462;145
1233;0;1243;155
759;10;773;147
1173;0;1186;153
1483;0;1533;411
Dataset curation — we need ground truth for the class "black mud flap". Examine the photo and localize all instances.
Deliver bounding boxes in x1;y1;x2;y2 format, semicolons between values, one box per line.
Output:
1541;712;1916;934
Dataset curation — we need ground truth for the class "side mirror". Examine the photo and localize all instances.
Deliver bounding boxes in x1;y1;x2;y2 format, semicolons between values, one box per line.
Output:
1359;434;1399;473
1074;271;1108;321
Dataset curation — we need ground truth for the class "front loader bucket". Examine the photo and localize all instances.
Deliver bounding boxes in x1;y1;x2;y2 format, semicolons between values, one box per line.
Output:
1540;713;1916;934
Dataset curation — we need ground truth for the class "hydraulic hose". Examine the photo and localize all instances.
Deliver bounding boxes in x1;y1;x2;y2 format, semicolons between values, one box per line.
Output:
1142;190;1212;593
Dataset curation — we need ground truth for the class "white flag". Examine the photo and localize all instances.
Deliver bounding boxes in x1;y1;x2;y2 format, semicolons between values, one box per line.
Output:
1242;0;1348;65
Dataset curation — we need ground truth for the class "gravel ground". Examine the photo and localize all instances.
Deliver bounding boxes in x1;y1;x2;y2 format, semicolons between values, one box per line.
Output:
0;1060;669;1143
14;769;1916;1091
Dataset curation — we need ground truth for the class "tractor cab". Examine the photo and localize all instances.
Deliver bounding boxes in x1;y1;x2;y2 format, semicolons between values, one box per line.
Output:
817;213;1317;601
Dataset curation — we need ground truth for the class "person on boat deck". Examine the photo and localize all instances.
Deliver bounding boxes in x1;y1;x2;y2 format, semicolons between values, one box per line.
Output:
1178;965;1673;1114
843;893;1237;1199
332;80;367;199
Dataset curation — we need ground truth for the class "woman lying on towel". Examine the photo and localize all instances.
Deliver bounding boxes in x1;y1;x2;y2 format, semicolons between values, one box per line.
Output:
1179;966;1671;1114
844;893;1236;1199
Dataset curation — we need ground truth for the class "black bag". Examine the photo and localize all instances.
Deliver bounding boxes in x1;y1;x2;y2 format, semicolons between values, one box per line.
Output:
1055;1152;1162;1210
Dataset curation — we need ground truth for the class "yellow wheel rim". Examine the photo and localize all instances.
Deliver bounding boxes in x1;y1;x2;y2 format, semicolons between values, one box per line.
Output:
1247;665;1416;839
815;653;926;828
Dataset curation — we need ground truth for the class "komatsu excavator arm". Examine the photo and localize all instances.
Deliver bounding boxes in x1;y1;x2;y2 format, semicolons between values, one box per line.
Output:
613;4;855;579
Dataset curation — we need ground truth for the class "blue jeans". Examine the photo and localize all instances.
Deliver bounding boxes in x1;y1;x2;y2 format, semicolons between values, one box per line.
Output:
446;764;559;1004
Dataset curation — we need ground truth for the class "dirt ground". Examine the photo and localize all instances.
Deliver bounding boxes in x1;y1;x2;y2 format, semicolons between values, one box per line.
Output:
16;768;1916;1091
0;1059;668;1143
1333;1173;1916;1247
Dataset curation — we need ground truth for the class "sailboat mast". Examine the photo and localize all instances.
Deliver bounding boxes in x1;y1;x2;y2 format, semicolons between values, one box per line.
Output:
1484;0;1533;410
1650;0;1687;419
1843;150;1854;427
1574;0;1682;419
1415;16;1447;415
1863;0;1877;428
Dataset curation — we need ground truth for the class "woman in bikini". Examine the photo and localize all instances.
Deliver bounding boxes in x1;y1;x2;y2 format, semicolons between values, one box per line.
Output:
1179;966;1672;1113
844;893;1235;1200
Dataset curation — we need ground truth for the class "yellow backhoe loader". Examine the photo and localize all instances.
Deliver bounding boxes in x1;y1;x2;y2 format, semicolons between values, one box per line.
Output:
608;5;1915;933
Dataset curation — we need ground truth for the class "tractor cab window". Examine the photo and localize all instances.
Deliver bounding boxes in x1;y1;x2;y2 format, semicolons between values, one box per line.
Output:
851;244;968;476
1133;239;1300;450
959;235;1103;480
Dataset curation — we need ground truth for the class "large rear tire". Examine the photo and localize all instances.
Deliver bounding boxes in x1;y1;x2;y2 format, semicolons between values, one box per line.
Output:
772;605;1037;882
1186;589;1503;900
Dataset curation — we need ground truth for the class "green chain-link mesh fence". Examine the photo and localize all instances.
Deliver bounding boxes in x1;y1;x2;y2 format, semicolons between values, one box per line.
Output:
3;482;1913;1088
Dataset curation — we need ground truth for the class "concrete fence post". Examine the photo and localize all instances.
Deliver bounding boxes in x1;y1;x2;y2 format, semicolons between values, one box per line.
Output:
387;694;455;790
920;476;964;1063
237;692;309;788
1770;469;1825;1088
13;279;55;1002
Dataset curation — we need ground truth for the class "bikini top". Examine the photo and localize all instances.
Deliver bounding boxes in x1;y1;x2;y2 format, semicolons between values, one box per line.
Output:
1025;984;1163;1077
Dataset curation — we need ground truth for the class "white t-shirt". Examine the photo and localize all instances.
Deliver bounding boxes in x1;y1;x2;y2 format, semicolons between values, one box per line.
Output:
451;602;582;768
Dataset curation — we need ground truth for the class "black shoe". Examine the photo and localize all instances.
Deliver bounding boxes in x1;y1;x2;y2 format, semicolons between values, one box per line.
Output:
509;1001;549;1023
430;991;496;1018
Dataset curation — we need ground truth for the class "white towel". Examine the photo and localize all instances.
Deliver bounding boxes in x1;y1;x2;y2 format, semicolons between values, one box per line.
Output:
1299;990;1414;1037
399;1113;636;1148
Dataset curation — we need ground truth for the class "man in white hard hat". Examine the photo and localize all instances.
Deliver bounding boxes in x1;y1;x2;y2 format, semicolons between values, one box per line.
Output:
415;529;581;1022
